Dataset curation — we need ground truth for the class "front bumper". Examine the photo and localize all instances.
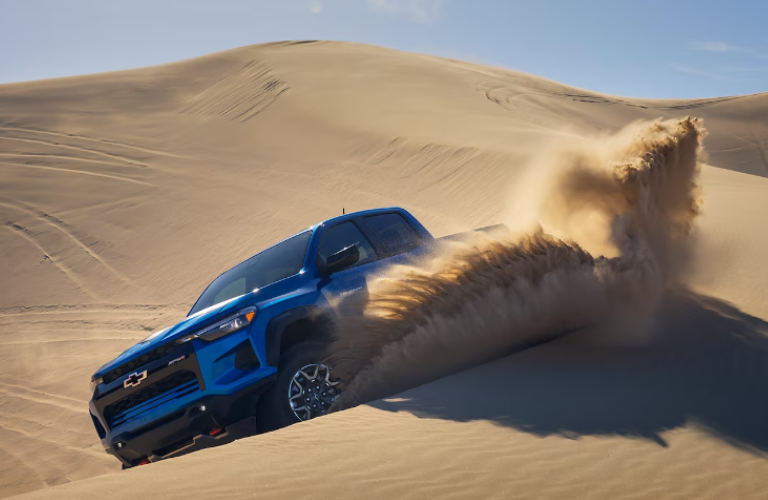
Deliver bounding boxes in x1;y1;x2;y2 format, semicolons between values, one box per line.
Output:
103;373;276;466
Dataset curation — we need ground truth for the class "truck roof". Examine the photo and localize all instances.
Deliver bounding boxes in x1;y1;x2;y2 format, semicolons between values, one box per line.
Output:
227;207;409;275
311;206;406;231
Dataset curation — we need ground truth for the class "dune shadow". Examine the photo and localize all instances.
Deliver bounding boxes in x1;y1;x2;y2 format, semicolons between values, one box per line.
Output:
369;290;768;453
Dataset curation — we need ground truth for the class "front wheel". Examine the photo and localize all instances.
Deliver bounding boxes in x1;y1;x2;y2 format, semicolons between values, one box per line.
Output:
257;341;342;432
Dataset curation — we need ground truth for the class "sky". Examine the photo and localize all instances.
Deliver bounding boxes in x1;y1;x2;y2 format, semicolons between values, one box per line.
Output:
1;0;767;98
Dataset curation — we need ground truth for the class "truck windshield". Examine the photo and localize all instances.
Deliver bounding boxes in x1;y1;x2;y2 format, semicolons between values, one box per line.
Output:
189;231;312;315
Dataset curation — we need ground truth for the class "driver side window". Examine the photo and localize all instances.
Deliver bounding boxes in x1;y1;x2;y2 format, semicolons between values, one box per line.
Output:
317;222;377;270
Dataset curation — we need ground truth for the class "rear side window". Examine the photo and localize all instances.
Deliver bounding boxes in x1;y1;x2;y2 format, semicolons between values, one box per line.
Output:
365;213;421;256
318;222;377;266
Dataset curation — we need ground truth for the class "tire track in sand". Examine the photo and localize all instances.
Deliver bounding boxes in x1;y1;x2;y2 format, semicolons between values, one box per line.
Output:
0;338;144;346
0;126;181;158
2;222;100;301
0;303;180;317
53;196;146;218
0;200;136;287
0;135;150;168
0;382;84;406
0;383;82;413
0;420;104;459
0;152;133;168
0;161;152;186
0;318;156;329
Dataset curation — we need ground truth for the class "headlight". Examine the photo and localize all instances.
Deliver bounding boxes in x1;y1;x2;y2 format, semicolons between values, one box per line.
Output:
90;377;103;394
180;307;257;343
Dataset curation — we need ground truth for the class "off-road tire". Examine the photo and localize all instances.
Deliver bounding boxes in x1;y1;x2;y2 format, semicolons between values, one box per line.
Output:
257;341;339;432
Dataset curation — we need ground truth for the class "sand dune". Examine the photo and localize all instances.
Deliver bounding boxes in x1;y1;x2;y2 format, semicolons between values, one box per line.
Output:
0;41;767;499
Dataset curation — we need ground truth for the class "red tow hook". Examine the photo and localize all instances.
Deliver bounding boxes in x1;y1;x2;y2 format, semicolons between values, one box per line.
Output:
138;458;150;466
208;426;223;437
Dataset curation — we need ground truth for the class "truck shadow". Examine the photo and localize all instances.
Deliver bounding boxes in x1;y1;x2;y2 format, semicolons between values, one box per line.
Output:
368;290;768;454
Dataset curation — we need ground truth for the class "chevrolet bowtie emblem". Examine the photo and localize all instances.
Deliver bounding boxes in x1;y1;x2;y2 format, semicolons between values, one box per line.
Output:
124;370;148;389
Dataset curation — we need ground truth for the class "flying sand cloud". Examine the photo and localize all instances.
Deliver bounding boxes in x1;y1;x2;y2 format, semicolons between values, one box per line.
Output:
330;118;705;408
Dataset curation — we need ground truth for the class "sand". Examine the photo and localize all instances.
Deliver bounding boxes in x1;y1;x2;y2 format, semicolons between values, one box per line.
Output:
0;41;766;499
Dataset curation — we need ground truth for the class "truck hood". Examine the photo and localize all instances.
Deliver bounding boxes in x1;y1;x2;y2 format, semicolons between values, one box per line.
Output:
92;295;243;378
92;272;312;379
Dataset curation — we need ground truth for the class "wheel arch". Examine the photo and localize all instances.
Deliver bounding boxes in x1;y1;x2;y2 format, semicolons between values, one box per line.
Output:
264;306;335;366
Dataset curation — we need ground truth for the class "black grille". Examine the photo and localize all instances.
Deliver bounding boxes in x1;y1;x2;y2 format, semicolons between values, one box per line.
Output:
105;370;198;425
102;341;181;384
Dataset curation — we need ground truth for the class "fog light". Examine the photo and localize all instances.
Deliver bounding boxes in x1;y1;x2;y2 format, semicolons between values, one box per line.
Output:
199;405;206;412
115;442;124;449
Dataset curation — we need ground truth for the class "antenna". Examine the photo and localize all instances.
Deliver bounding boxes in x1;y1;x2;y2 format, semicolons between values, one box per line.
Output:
343;207;345;215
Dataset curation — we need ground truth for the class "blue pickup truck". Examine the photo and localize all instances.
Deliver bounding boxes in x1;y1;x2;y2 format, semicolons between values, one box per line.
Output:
90;207;478;467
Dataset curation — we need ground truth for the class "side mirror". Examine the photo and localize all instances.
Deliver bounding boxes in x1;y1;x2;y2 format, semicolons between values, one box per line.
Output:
324;245;360;275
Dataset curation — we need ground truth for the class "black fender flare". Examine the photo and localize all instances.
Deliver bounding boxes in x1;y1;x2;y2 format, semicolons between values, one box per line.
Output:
264;306;334;366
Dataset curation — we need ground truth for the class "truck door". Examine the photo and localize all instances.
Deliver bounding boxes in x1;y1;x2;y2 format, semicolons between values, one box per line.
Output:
316;220;385;316
317;213;426;316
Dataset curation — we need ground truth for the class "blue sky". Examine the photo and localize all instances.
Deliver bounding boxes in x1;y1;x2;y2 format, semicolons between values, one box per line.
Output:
1;0;766;98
